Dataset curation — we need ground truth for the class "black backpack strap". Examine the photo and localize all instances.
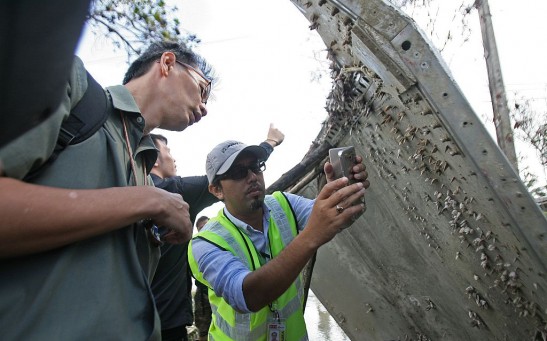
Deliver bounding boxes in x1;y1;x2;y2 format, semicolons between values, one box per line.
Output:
24;71;109;181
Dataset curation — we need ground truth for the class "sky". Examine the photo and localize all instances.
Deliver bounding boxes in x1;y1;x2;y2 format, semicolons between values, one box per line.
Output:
77;0;547;220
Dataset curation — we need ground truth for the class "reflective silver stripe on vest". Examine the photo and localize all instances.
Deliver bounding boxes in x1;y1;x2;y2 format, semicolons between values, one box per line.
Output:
264;195;295;246
210;302;309;341
203;220;254;269
210;304;266;341
204;221;265;340
265;195;305;304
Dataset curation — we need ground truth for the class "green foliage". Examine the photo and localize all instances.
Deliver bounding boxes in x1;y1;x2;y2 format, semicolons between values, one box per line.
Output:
87;0;199;56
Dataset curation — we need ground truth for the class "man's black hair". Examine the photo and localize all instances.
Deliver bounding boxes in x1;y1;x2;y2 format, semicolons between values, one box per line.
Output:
150;133;168;148
122;41;215;85
196;216;209;226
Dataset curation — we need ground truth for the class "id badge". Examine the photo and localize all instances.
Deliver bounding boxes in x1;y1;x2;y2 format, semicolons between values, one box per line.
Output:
267;319;286;341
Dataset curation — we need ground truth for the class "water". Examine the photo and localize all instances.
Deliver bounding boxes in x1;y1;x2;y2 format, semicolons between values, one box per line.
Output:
304;291;350;341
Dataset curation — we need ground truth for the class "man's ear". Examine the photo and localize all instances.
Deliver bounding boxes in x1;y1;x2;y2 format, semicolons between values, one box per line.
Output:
159;52;176;77
208;183;224;200
150;161;161;177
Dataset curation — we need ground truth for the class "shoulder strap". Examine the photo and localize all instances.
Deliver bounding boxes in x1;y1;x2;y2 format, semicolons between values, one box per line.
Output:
59;70;108;145
24;71;109;180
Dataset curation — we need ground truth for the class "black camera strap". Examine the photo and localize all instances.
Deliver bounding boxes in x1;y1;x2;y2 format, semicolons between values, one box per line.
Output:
24;71;110;181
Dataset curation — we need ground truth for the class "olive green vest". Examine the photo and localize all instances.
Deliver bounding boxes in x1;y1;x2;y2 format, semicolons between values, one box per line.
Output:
189;191;308;341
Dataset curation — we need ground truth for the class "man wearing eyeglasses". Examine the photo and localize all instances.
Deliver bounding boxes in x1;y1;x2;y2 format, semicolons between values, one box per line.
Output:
149;124;284;341
0;41;214;340
188;140;369;341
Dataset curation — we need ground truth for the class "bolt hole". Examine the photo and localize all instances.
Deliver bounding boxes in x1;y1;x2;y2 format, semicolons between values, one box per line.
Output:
442;92;448;98
401;40;411;51
482;150;488;155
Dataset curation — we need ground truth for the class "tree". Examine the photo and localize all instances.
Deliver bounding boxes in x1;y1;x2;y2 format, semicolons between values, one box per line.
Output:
87;0;199;56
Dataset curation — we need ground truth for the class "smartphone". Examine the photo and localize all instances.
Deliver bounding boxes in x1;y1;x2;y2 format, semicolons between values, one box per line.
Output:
329;146;366;212
329;146;357;183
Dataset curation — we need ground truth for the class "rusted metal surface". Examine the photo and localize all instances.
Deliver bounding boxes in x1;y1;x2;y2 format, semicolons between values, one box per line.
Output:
279;0;547;339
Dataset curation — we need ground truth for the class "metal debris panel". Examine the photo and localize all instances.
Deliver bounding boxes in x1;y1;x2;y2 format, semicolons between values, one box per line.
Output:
287;0;547;339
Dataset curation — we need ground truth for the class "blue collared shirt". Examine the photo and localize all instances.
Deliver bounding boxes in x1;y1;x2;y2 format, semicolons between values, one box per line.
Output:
191;192;314;312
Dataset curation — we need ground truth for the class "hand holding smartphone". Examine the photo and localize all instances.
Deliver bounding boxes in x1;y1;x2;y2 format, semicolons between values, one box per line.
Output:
329;146;357;183
329;146;366;212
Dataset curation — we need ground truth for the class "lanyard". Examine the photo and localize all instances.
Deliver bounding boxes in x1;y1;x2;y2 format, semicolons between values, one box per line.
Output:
121;111;147;186
121;111;162;246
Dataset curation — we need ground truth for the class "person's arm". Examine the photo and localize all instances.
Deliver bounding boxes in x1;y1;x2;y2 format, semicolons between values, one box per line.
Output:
264;123;284;149
0;177;192;259
258;123;284;160
192;239;252;311
153;175;219;224
242;156;370;312
178;175;219;222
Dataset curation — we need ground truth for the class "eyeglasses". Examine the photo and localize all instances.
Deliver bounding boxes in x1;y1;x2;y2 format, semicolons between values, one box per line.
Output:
175;60;212;104
219;161;266;181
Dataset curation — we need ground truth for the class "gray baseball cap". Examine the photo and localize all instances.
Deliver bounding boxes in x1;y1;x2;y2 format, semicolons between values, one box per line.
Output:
206;140;268;184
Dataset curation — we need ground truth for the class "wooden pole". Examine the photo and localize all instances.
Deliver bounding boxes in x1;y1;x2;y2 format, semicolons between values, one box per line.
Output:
475;0;519;172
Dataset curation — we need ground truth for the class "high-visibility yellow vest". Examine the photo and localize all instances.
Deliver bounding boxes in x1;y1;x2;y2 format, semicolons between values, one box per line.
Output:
188;191;308;341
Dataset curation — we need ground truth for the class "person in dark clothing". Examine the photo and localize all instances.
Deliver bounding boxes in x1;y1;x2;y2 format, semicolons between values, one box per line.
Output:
149;124;284;341
149;135;215;341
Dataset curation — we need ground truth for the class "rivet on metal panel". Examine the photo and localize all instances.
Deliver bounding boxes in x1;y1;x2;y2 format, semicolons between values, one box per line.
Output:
401;40;411;51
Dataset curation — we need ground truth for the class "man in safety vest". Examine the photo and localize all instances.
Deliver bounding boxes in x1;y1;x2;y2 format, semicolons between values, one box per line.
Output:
189;140;369;340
